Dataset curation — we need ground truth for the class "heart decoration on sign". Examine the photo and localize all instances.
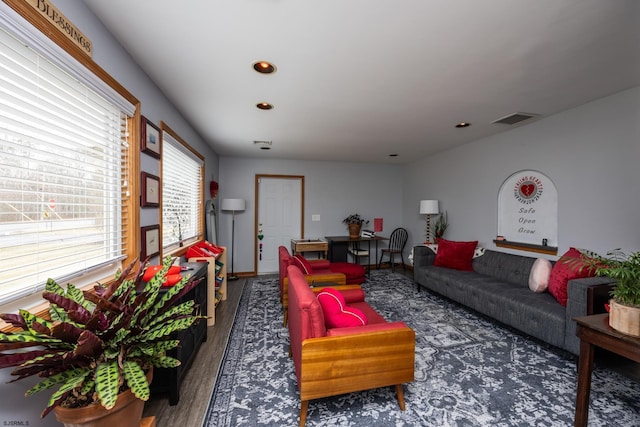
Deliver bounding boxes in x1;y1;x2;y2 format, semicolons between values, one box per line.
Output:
520;183;535;197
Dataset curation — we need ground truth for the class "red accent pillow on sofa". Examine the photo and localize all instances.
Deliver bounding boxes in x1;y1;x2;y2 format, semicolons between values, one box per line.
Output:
548;247;596;306
317;288;368;328
434;239;478;271
292;255;313;274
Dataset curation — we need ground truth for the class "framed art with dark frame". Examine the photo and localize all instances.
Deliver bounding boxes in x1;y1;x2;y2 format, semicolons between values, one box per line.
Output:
141;116;161;158
141;224;160;259
141;172;160;207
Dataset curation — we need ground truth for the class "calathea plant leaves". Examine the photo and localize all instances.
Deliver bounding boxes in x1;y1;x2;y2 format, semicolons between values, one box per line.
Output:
0;256;204;417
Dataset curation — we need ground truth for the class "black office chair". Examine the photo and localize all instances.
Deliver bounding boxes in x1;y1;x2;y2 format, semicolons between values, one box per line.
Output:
378;228;408;272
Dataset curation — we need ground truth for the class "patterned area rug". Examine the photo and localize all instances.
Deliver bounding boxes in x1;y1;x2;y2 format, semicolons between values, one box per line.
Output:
202;270;640;426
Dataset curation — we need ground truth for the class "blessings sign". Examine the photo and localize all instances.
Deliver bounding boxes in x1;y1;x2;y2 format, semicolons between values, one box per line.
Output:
497;170;557;246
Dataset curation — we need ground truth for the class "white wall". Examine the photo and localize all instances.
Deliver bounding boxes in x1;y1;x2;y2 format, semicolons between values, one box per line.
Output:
219;157;404;273
403;86;640;258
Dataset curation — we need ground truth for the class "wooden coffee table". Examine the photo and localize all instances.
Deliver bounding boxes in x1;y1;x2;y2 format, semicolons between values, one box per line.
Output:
573;313;640;427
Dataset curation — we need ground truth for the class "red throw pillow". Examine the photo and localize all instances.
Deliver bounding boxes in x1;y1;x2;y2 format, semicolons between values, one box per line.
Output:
143;265;182;282
434;239;478;271
317;288;367;328
161;274;183;287
292;255;313;274
548;247;596;306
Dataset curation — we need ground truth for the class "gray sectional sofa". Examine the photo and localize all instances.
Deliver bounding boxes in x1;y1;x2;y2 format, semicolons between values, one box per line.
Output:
412;246;614;355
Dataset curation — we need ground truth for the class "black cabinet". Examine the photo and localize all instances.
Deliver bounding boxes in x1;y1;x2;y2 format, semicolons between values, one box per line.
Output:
150;261;208;405
326;236;349;262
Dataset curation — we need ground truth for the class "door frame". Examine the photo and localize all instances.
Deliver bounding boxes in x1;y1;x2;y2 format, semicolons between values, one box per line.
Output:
254;174;305;274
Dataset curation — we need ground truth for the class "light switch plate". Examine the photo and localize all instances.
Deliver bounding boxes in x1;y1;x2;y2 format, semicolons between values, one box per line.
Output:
312;214;320;221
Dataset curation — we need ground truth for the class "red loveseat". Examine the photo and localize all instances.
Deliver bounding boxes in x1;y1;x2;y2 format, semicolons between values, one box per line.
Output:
278;246;366;325
287;264;415;426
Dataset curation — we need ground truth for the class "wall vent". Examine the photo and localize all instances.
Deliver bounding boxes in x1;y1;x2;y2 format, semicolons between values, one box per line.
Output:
492;112;539;125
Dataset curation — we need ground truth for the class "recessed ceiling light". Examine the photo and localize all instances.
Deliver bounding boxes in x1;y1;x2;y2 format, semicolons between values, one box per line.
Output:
253;61;276;74
455;122;471;128
256;102;273;110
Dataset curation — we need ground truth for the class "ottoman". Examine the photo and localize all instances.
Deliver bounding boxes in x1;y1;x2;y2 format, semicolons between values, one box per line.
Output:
329;262;366;285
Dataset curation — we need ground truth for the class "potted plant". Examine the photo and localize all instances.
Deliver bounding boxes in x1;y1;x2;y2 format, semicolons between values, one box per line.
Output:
0;256;204;426
569;249;640;336
434;211;448;240
343;213;369;238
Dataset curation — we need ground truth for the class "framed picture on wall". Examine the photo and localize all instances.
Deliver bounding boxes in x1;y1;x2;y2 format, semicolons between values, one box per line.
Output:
141;116;161;158
141;172;160;207
141;225;160;259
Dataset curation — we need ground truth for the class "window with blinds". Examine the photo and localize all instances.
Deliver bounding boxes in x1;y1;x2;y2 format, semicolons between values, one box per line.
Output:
161;129;204;252
0;26;132;305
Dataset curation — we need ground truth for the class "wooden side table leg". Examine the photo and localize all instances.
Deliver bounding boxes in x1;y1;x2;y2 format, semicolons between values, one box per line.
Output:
574;339;594;427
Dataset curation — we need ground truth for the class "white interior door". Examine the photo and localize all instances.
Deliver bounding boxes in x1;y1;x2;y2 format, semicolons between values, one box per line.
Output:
257;176;303;274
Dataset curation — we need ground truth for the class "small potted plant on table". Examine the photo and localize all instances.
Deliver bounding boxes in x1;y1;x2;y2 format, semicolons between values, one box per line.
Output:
0;256;204;427
343;213;369;239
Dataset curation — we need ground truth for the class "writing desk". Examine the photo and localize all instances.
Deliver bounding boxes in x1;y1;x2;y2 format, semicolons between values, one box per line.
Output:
324;235;387;273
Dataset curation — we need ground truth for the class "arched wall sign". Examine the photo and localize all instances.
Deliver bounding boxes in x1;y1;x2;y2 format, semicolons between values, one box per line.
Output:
497;170;558;250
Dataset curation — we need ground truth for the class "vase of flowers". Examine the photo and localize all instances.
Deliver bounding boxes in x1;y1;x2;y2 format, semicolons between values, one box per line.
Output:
343;214;369;239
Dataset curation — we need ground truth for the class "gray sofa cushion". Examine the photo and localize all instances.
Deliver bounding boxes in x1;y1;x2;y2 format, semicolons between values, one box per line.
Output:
472;250;540;288
418;265;566;348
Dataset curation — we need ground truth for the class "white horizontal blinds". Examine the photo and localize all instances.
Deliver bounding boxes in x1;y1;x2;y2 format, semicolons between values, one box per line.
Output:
0;3;135;116
0;27;130;304
162;131;203;251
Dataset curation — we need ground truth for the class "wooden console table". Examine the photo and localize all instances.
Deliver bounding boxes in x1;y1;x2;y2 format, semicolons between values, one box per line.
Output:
573;313;640;427
291;239;328;259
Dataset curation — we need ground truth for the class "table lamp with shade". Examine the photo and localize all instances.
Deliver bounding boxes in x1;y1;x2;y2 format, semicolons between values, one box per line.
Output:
419;200;439;244
221;198;245;280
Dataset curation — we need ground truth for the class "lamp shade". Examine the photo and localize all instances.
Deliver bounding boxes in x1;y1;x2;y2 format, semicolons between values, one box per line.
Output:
419;200;439;215
221;198;246;212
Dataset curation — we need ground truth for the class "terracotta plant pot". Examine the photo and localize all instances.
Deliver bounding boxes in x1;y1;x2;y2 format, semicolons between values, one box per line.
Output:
54;369;152;427
609;299;640;337
348;223;361;239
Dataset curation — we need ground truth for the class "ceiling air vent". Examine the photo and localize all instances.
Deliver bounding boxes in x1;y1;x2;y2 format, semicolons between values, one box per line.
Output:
492;112;539;125
253;140;272;150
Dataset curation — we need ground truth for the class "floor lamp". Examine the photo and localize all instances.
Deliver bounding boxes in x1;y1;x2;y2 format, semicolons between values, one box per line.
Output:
419;200;439;244
221;198;245;281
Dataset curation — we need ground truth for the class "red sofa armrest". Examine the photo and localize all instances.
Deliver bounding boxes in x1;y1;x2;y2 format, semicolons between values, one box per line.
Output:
311;285;364;303
309;259;331;270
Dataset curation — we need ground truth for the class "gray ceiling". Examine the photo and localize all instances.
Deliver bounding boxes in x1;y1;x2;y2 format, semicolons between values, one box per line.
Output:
83;0;640;164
